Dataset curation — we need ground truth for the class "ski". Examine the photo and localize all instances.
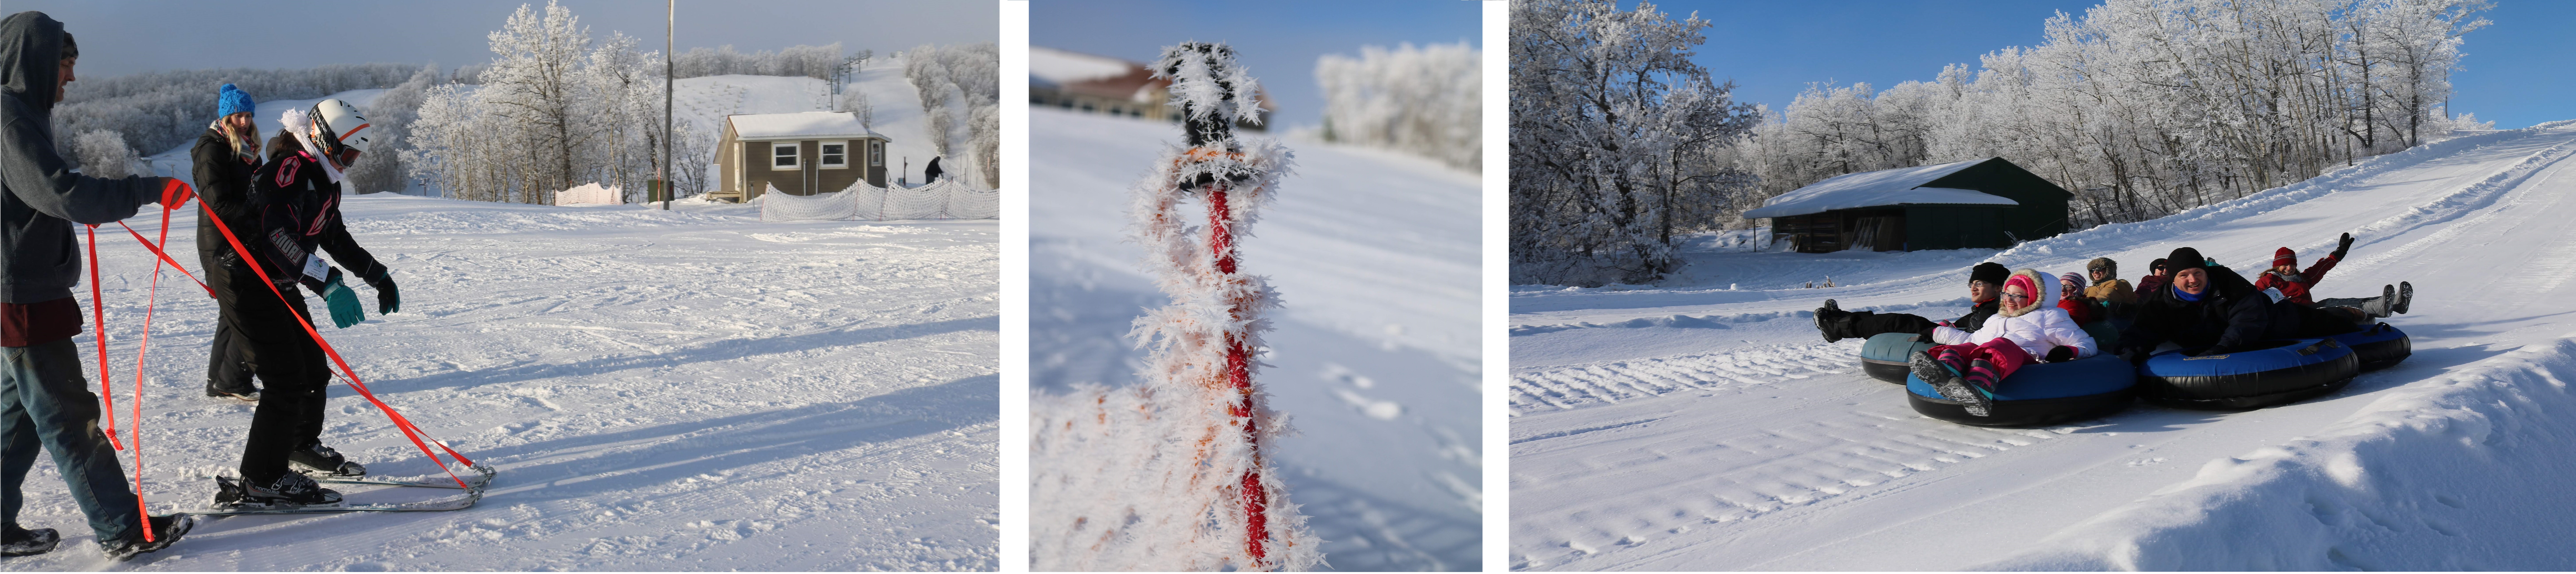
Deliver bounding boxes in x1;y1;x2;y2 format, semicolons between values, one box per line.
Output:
313;474;486;490
182;496;480;517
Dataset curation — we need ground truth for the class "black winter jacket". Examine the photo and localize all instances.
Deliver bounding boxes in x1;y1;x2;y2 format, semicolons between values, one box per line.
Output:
2117;265;2302;354
1951;298;2001;333
191;126;257;267
199;130;383;291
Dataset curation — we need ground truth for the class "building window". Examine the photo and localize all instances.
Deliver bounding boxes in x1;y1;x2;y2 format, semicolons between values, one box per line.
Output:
820;141;848;169
772;142;798;170
870;140;884;167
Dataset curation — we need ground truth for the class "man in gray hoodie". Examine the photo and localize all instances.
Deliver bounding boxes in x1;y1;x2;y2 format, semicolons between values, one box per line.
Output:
1;11;191;560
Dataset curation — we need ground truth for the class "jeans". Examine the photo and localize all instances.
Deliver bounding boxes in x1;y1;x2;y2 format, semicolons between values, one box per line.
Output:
1;339;141;543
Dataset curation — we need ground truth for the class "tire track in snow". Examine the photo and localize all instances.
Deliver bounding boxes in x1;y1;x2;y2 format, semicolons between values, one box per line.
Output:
1511;343;1854;413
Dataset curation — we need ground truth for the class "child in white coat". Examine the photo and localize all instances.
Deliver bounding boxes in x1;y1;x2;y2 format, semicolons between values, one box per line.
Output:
1909;268;2099;416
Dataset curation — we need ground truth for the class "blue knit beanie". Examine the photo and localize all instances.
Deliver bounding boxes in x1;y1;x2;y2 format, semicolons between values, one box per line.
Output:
216;84;256;118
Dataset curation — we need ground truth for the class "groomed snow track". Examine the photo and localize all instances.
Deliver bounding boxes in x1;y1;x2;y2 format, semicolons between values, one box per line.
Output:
1510;121;2576;571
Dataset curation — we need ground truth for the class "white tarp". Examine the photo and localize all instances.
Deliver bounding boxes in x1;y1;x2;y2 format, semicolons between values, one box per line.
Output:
555;182;621;205
759;179;1001;222
1741;159;2016;219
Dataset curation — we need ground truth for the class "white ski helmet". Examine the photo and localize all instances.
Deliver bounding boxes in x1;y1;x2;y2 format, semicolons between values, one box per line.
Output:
308;98;372;159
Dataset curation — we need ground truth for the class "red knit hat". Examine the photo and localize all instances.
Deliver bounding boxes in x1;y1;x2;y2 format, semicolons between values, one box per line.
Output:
2273;246;2296;268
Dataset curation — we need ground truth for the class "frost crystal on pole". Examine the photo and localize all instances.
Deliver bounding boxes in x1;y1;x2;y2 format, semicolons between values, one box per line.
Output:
1028;42;1318;572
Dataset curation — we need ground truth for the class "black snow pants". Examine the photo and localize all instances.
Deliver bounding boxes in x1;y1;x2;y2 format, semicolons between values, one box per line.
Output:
208;264;330;486
205;322;255;393
1844;311;1940;339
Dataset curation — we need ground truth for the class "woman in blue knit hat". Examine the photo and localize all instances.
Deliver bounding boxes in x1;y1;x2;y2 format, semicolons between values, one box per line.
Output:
195;83;263;403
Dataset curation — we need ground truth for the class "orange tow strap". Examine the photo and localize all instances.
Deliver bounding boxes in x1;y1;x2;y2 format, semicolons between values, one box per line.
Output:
195;200;478;489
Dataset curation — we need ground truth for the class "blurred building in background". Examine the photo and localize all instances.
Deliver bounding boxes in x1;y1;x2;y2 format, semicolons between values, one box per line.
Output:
1029;46;1272;132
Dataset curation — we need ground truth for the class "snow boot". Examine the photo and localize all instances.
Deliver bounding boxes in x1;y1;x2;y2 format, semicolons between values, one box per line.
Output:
1952;359;2001;417
203;380;258;402
99;515;191;562
288;442;365;477
2;524;59;557
214;473;342;508
1816;299;1852;343
2395;281;2412;315
2358;285;2396;318
1909;349;1963;387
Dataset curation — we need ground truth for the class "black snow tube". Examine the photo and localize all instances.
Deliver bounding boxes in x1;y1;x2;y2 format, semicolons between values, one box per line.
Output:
2328;323;2411;371
1859;332;1937;384
2135;338;2359;410
1907;353;2137;427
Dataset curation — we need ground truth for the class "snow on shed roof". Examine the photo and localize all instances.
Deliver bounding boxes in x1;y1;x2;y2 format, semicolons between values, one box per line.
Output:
1031;46;1136;85
1741;159;2015;219
727;112;887;141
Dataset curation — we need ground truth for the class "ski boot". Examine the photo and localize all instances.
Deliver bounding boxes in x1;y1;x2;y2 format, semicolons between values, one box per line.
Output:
2;524;59;557
99;515;191;562
288;442;366;477
214;473;342;509
1952;359;2001;417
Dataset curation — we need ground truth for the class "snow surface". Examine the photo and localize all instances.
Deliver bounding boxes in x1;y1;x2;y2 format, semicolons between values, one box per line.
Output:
1030;107;1481;571
1027;47;1136;89
6;195;996;570
1737;158;2010;219
1511;120;2576;570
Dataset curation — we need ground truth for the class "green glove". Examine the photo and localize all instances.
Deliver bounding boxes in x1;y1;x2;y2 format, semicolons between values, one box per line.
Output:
318;275;367;328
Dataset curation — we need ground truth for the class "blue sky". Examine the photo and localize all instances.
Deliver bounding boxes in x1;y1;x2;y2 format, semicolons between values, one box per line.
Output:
16;0;994;79
1031;0;1482;130
1675;0;2574;129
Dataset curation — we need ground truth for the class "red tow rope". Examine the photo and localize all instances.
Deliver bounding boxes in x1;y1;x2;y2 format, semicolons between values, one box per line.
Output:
195;201;478;489
82;226;123;452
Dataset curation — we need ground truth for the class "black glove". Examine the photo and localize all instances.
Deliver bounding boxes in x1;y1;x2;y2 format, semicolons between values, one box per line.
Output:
362;268;400;314
1919;325;1941;340
2332;232;2354;259
2045;345;2076;363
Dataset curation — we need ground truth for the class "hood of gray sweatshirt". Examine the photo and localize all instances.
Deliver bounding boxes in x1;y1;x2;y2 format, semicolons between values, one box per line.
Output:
2;11;163;305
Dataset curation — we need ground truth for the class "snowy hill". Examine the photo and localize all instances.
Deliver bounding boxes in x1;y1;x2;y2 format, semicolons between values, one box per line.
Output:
7;196;995;569
1509;121;2576;570
1030;107;1481;570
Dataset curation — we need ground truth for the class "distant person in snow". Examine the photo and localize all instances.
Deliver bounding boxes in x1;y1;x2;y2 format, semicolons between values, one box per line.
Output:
2112;247;2364;362
923;156;943;183
0;11;194;559
1814;262;2009;343
196;83;263;403
2135;258;2170;298
200;98;400;509
2257;233;2411;318
1907;269;2099;417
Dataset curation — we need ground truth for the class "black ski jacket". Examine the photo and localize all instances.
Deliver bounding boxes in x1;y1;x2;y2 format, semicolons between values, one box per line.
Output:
2117;265;2301;354
201;130;383;291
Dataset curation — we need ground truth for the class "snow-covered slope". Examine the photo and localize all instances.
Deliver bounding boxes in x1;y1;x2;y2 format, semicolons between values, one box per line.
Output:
1509;121;2576;570
7;196;995;570
1030;108;1481;571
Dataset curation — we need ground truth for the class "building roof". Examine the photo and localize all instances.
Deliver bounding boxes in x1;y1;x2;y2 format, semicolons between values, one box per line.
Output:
1742;158;2019;219
1029;46;1279;112
726;112;888;142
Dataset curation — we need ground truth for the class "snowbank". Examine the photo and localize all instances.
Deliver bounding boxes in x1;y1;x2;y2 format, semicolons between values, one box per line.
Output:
1989;332;2576;570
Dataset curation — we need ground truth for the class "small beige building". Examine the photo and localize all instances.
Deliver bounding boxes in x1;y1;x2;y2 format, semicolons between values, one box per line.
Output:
712;111;891;202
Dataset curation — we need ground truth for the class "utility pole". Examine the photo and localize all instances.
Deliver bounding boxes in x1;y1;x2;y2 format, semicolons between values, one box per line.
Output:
661;0;674;209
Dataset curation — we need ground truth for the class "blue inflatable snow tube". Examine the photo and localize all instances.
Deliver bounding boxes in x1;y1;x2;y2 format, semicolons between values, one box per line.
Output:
1859;332;1937;384
2327;322;2410;371
2135;338;2359;409
1906;353;2136;427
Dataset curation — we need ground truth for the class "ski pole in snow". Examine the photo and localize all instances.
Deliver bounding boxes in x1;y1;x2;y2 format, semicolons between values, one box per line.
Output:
1128;42;1315;571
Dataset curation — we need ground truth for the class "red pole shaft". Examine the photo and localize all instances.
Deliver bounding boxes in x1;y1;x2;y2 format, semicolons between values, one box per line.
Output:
1208;185;1269;567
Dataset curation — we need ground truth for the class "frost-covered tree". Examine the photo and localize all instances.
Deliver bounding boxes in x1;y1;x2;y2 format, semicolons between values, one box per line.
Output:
903;43;1000;188
1510;0;1761;286
345;65;441;194
1737;0;2493;229
1315;41;1481;170
72;129;137;178
407;1;674;203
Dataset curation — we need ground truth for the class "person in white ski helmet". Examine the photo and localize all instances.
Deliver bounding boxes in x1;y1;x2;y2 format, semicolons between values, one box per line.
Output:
198;97;400;508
